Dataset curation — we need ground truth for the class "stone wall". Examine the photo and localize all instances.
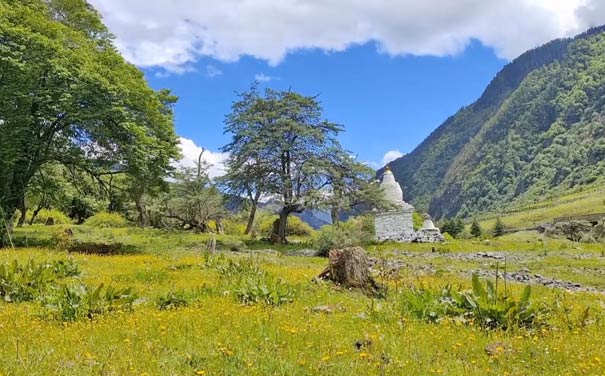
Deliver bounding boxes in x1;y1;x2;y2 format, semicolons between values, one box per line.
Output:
375;210;416;242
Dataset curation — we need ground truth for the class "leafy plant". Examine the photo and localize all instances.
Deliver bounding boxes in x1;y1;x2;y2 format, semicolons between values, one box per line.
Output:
43;283;136;322
85;212;129;228
400;275;545;330
0;259;80;302
156;290;195;310
233;275;295;306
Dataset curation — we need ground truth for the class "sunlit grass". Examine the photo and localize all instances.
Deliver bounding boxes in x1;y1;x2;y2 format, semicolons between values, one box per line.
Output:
0;227;604;375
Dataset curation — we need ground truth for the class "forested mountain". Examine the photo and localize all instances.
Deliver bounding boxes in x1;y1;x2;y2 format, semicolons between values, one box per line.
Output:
388;26;605;219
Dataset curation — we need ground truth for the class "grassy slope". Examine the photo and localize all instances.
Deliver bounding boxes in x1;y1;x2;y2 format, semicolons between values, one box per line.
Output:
478;183;605;230
0;226;604;375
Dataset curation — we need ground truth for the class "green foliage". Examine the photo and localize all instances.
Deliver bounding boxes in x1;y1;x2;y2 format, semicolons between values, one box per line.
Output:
155;165;226;232
156;290;192;310
493;217;506;237
0;259;79;302
222;84;347;244
43;283;136;322
470;219;483;238
400;275;545;330
413;212;424;231
0;0;178;246
441;218;465;238
85;212;129;228
26;209;71;225
257;214;314;237
221;218;248;236
389;26;605;219
233;275;296;306
314;216;375;256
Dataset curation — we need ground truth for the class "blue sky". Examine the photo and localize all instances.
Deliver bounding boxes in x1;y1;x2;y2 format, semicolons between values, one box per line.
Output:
89;0;605;175
144;41;506;167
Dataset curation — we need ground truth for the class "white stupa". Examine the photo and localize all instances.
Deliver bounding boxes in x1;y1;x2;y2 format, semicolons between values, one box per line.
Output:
374;166;444;243
374;166;416;242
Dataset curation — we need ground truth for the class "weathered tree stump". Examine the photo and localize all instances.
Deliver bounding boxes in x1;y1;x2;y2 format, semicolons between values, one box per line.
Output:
316;247;380;291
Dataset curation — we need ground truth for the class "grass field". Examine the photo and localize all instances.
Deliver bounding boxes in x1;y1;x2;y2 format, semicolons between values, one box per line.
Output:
478;184;605;230
0;225;604;375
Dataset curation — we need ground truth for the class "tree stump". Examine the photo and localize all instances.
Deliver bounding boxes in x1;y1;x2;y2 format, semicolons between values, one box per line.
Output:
316;247;379;291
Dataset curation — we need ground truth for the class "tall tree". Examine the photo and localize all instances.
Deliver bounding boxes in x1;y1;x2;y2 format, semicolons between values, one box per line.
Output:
0;0;179;245
221;86;271;234
322;149;387;224
222;85;346;244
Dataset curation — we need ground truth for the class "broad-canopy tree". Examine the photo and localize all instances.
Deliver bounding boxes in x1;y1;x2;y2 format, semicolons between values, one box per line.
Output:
0;0;179;245
321;149;387;224
222;85;381;244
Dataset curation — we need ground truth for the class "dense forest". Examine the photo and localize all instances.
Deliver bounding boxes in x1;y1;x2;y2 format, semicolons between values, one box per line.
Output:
388;26;605;218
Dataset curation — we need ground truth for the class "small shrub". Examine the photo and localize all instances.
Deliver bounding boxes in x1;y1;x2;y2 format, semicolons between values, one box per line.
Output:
221;219;247;235
85;212;128;228
27;209;71;225
215;258;265;279
493;217;505;237
399;275;546;330
258;214;315;237
0;260;56;302
470;220;483;238
43;283;136;322
0;259;79;303
314;216;374;256
233;275;295;306
156;290;191;310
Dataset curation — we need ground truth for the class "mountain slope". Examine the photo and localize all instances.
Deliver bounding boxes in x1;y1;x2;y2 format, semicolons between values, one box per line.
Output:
388;26;605;218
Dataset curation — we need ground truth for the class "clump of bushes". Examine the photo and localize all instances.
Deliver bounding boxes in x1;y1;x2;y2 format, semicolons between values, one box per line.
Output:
400;275;546;330
26;209;72;225
85;211;128;228
258;214;315;237
314;216;375;256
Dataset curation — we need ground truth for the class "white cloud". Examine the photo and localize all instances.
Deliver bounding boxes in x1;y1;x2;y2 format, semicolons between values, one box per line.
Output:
254;73;273;82
175;137;228;179
89;0;605;71
382;150;404;166
206;65;223;78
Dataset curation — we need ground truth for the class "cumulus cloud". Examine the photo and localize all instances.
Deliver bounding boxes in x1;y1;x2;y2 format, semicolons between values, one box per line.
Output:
382;150;405;166
254;73;274;82
175;137;228;179
89;0;605;72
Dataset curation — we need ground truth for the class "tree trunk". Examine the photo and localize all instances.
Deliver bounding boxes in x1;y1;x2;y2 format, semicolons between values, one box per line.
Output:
244;202;258;235
135;196;148;227
330;206;340;225
17;196;26;227
315;247;380;291
271;204;305;244
215;218;224;234
29;204;43;226
0;202;16;248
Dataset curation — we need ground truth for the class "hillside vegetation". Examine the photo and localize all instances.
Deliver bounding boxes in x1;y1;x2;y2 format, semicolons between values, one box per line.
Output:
389;26;605;219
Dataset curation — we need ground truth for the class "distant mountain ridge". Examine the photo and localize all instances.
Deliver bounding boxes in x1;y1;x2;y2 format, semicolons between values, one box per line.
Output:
386;25;605;219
